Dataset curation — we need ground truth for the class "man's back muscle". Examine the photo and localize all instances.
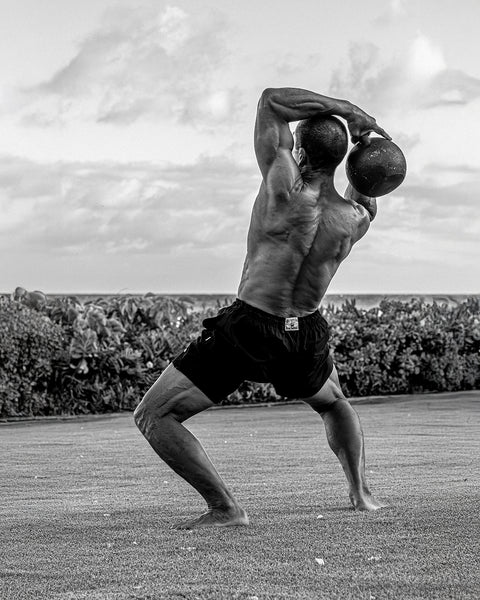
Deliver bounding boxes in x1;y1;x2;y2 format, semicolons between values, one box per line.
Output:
238;183;369;316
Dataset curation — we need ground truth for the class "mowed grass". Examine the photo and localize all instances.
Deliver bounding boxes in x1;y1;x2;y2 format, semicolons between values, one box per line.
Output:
1;393;479;600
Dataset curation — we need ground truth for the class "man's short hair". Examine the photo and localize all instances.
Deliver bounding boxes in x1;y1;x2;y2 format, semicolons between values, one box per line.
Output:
295;115;348;173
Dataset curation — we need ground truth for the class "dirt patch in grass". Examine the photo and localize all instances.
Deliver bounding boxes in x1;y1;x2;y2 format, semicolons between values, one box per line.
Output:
1;393;479;599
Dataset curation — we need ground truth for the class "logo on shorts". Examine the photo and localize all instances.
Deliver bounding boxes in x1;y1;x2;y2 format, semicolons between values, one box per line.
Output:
285;317;299;331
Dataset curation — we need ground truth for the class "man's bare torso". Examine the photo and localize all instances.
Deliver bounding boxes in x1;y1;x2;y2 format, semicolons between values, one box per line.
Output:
238;180;370;317
235;87;388;318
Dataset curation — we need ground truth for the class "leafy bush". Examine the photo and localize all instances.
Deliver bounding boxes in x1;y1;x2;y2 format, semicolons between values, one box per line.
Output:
324;298;480;397
44;295;208;414
1;291;479;417
0;299;64;417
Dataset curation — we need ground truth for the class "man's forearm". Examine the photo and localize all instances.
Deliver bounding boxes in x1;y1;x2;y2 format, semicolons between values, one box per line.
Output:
260;87;353;123
260;87;390;145
345;183;377;221
357;196;377;221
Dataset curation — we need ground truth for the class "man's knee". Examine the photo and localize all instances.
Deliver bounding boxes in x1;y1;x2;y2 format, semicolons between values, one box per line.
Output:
133;389;160;436
133;364;213;435
302;374;346;414
133;366;179;434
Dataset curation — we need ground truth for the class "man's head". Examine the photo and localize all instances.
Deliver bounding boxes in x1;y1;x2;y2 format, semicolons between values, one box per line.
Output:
295;115;348;174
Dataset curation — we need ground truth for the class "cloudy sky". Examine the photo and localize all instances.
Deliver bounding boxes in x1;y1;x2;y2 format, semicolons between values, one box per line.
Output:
1;0;479;294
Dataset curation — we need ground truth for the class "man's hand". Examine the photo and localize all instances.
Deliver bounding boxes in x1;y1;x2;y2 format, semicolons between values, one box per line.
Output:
345;103;391;146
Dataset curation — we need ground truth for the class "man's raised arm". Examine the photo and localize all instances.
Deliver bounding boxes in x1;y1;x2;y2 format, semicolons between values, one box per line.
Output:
254;87;391;181
258;87;352;122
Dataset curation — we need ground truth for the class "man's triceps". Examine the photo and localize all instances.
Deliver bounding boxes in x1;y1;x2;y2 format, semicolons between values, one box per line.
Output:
254;106;294;179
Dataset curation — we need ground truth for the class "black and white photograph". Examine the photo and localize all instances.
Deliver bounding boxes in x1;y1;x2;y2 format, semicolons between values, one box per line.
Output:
1;1;479;598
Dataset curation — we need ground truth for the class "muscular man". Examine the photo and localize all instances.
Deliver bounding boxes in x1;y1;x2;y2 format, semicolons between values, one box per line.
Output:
134;87;391;529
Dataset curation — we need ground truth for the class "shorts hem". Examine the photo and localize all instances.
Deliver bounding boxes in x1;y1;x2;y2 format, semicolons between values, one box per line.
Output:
172;356;228;404
275;355;335;400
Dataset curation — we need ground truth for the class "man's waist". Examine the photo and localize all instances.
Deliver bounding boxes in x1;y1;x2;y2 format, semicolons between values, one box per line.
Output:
234;297;321;322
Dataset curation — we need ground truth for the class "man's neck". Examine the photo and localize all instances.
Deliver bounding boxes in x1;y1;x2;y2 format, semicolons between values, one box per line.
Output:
301;168;335;190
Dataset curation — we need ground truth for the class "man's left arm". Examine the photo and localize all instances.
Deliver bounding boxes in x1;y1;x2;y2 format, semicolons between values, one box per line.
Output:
345;183;377;222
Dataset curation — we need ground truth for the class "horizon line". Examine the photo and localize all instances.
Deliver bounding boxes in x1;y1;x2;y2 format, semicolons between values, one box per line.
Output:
4;291;479;297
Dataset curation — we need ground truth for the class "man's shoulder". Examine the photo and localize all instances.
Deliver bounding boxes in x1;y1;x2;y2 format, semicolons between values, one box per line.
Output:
345;201;372;240
260;172;303;203
317;195;371;242
339;195;372;220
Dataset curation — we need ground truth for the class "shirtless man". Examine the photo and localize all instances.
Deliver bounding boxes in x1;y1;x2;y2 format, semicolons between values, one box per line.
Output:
134;87;392;529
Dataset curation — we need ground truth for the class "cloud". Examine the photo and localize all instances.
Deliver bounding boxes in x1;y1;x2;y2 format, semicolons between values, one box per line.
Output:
346;154;480;285
424;69;480;107
0;153;258;258
330;34;480;114
18;3;241;128
365;161;480;267
3;149;477;291
265;52;324;81
373;0;409;26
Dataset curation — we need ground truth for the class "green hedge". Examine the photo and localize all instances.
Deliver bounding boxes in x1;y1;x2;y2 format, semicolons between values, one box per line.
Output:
0;292;479;417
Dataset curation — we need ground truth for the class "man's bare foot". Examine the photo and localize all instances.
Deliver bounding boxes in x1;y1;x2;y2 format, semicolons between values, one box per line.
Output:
172;507;249;530
349;492;387;511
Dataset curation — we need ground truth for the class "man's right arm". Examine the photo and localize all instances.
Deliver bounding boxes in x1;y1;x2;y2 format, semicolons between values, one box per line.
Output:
254;87;391;185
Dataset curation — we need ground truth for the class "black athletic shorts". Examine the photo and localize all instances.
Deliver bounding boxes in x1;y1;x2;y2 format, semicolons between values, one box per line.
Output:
172;299;334;403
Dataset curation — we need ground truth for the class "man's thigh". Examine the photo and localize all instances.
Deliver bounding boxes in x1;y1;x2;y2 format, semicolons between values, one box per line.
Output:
301;364;345;413
135;363;214;424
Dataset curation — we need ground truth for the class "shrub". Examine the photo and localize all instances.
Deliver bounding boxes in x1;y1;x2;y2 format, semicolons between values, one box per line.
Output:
39;294;223;415
2;291;479;417
324;297;480;396
0;299;64;417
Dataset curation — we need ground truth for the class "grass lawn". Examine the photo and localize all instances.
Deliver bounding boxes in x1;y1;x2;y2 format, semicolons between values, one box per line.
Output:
1;392;479;600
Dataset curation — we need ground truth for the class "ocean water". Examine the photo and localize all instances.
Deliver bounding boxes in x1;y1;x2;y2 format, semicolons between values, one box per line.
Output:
29;292;479;310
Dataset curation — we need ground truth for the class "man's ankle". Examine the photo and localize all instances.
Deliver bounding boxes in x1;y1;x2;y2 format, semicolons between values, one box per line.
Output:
209;499;240;513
